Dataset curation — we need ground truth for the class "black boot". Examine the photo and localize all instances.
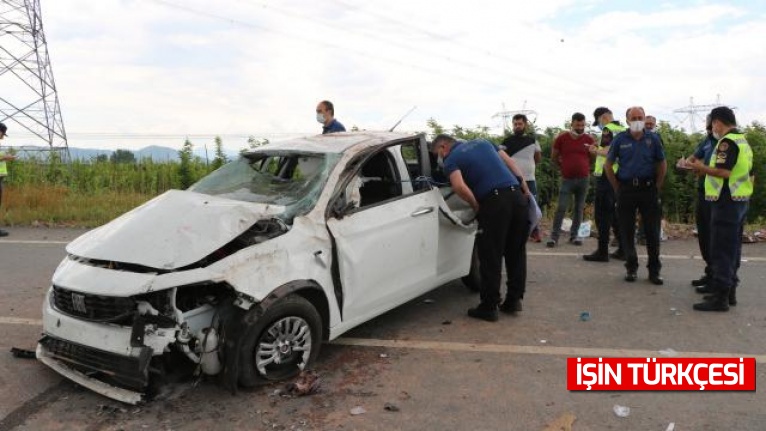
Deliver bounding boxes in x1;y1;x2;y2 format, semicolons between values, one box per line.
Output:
500;298;523;314
694;287;730;312
704;285;737;306
691;274;709;287
583;250;609;262
609;249;626;260
467;303;499;322
695;285;713;294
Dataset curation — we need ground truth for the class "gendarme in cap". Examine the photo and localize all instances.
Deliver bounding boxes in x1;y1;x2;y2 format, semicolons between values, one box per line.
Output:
592;107;611;127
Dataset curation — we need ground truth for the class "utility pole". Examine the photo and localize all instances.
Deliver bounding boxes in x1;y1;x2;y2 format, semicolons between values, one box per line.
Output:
0;0;69;160
673;95;733;134
492;101;537;133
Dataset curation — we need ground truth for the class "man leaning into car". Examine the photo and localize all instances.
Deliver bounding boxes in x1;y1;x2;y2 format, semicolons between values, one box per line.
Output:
431;134;531;322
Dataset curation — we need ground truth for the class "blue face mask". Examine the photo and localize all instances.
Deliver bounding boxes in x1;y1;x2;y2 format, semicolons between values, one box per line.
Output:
316;113;325;124
597;124;604;131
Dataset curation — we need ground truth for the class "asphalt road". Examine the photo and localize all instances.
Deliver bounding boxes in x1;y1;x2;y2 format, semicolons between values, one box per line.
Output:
1;227;765;430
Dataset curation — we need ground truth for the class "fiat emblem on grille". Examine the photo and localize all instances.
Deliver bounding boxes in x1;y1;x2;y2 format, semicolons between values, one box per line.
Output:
71;293;87;314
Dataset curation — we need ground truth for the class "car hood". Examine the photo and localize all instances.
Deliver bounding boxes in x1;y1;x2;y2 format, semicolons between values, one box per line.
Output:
66;190;285;270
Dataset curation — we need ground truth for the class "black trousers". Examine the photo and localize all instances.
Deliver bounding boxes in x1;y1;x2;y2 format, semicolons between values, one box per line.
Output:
617;183;662;274
476;188;529;306
594;176;621;254
709;195;748;294
695;188;712;277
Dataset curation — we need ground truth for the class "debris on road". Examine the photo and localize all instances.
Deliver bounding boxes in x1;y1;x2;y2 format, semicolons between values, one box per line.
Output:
659;348;678;357
579;311;590;322
350;406;366;416
666;422;676;431
285;370;321;396
613;404;631;418
379;353;389;358
670;307;682;316
384;402;400;412
442;319;452;325
543;412;576;431
10;347;36;359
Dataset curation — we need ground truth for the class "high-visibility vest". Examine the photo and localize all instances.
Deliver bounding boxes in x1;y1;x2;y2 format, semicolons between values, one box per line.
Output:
594;123;625;176
0;151;7;176
704;132;753;201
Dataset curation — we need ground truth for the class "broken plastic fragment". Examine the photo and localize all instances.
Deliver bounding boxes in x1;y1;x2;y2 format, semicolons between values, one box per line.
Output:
579;311;590;322
613;404;630;418
350;406;366;416
666;423;675;431
658;348;678;357
384;402;400;412
10;347;36;359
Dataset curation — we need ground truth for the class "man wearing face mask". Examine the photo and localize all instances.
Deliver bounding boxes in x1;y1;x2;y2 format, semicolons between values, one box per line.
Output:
501;114;542;241
584;107;625;261
431;134;530;322
687;106;753;311
605;106;667;285
547;112;595;248
316;100;346;134
677;115;716;293
645;116;658;132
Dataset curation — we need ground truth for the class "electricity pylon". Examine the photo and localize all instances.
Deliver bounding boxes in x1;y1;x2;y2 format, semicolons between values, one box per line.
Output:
0;0;69;159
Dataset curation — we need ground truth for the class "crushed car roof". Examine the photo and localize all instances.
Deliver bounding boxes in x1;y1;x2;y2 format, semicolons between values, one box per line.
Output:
247;131;422;155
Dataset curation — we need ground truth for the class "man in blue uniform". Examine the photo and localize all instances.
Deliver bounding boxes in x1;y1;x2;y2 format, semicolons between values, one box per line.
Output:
316;100;346;134
687;106;753;311
678;116;716;290
604;106;667;285
431;134;531;322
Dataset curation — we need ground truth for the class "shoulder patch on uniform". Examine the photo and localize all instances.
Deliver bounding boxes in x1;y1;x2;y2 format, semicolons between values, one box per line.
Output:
718;142;729;152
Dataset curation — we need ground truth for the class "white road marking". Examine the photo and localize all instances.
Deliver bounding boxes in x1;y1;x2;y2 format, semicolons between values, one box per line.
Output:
0;316;43;326
0;240;69;245
333;337;766;364
528;251;766;262
4;316;763;364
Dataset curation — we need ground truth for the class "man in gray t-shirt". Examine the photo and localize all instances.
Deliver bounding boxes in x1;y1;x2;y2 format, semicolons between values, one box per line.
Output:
501;114;542;241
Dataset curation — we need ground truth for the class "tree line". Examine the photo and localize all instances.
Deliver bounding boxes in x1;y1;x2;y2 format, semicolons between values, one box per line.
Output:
2;123;764;225
426;119;766;224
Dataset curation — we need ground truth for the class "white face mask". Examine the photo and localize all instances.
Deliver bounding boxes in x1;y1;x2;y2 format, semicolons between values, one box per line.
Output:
712;132;722;140
316;113;325;124
629;120;645;133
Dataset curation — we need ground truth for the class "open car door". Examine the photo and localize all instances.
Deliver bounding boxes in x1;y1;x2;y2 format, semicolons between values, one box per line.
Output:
326;147;440;326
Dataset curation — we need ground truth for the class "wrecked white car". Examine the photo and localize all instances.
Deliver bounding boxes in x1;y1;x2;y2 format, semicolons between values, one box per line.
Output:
37;132;477;404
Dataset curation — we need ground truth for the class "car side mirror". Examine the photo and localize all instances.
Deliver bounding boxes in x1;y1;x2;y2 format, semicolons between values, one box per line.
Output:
331;197;358;219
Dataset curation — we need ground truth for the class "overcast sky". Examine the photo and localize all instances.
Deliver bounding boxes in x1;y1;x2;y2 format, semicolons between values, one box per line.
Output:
10;0;766;151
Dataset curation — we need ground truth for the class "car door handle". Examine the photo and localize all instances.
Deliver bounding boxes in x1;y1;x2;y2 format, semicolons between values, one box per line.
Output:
411;207;434;217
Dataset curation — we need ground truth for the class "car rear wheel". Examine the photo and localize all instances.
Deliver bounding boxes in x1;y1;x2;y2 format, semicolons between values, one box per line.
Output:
239;294;322;388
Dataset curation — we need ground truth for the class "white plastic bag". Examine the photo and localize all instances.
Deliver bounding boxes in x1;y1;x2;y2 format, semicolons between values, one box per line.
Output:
528;195;542;235
578;221;592;238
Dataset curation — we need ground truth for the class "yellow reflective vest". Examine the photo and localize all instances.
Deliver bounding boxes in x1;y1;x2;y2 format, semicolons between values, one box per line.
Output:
704;132;753;201
594;123;625;176
0;150;7;177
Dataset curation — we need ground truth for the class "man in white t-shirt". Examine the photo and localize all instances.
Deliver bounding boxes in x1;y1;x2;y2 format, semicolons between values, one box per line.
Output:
501;114;542;241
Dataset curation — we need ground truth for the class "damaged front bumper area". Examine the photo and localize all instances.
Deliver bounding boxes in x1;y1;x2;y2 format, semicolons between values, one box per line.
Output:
37;337;151;405
37;266;239;404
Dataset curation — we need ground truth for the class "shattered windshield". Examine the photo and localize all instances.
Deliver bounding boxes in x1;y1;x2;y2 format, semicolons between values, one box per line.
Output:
188;152;341;220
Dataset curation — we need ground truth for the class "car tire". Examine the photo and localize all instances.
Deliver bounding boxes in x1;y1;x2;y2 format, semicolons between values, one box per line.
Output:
239;294;322;388
461;243;481;292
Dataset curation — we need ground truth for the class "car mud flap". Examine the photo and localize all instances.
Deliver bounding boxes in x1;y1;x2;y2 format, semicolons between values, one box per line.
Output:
220;302;248;395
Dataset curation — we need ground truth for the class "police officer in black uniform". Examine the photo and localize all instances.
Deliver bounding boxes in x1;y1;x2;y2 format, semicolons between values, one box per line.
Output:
687;106;753;311
604;106;667;284
431;134;530;322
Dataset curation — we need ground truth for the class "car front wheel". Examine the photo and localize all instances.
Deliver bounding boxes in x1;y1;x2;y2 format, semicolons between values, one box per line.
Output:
239;294;322;387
